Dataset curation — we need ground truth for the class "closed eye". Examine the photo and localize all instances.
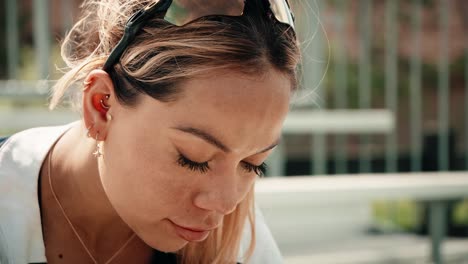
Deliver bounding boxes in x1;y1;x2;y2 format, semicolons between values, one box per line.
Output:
177;154;210;173
177;153;267;176
242;161;267;177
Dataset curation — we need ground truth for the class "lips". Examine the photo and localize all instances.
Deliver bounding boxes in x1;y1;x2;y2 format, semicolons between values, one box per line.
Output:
169;220;212;242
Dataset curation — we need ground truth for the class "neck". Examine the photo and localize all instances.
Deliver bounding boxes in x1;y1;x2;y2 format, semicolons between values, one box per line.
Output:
49;122;133;247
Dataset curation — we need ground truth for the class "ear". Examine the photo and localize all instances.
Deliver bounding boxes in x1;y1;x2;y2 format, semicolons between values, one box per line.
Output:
82;69;115;141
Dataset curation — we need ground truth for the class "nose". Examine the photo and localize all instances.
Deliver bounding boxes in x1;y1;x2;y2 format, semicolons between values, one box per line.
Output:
193;172;242;215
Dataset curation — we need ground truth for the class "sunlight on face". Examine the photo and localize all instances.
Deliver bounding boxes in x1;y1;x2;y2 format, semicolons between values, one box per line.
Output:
99;68;291;252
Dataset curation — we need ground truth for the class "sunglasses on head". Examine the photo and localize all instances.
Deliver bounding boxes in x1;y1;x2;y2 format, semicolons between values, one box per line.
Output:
102;0;295;72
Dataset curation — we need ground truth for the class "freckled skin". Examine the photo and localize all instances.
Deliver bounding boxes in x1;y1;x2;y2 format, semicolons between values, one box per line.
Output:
41;67;292;262
100;68;291;252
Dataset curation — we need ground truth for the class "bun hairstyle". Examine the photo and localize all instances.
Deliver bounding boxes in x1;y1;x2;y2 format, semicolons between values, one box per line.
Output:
51;0;299;263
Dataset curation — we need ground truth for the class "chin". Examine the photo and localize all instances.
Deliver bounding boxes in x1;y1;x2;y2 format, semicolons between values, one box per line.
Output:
147;238;189;253
137;219;192;252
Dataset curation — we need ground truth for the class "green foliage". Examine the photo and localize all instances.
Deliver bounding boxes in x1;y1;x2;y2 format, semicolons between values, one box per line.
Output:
13;44;64;80
453;200;468;226
372;200;423;232
372;199;468;232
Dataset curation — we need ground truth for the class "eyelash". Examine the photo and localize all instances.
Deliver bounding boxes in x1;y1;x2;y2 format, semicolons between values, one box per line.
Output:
177;154;210;173
177;154;267;176
243;162;268;177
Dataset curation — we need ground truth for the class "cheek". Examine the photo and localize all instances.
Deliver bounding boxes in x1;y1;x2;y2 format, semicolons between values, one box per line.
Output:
239;176;257;202
98;135;196;223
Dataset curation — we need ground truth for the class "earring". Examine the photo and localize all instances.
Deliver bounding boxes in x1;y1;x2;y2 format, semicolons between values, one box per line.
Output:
93;132;103;158
106;112;113;121
86;124;94;138
100;99;110;110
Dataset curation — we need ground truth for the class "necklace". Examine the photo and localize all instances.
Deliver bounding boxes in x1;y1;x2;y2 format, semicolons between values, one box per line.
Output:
47;144;136;264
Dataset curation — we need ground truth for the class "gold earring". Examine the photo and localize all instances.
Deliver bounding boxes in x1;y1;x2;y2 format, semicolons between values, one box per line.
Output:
93;132;102;158
106;112;113;121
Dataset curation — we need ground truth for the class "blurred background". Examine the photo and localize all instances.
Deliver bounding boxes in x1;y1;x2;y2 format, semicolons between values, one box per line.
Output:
1;0;467;263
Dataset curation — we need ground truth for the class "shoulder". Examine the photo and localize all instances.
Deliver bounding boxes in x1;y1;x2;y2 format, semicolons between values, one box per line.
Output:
0;121;78;264
0;123;76;192
0;121;78;169
238;205;283;264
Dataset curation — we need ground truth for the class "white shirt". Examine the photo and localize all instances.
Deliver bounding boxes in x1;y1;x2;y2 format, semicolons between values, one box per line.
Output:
0;122;282;264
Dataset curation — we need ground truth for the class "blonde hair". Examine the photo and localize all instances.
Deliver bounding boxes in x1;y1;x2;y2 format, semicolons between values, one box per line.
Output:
50;0;299;263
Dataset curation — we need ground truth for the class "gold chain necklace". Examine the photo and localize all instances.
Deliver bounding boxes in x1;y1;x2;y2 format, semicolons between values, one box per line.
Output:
47;144;136;264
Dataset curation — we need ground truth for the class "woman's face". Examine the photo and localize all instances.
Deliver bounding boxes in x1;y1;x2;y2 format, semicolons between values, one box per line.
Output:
99;68;291;252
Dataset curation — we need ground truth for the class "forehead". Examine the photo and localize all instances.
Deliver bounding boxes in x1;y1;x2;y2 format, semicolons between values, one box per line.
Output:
175;69;291;119
137;68;291;152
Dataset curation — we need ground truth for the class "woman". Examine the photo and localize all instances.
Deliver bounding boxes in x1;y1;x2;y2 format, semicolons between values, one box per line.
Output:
0;0;300;263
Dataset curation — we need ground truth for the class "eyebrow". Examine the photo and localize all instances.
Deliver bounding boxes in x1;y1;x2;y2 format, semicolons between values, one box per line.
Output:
172;126;280;155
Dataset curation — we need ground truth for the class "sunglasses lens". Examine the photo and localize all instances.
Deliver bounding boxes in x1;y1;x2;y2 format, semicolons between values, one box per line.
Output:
164;0;245;26
269;0;295;29
164;0;294;29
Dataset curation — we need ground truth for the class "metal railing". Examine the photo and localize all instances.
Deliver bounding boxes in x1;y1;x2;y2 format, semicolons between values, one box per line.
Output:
256;172;468;264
